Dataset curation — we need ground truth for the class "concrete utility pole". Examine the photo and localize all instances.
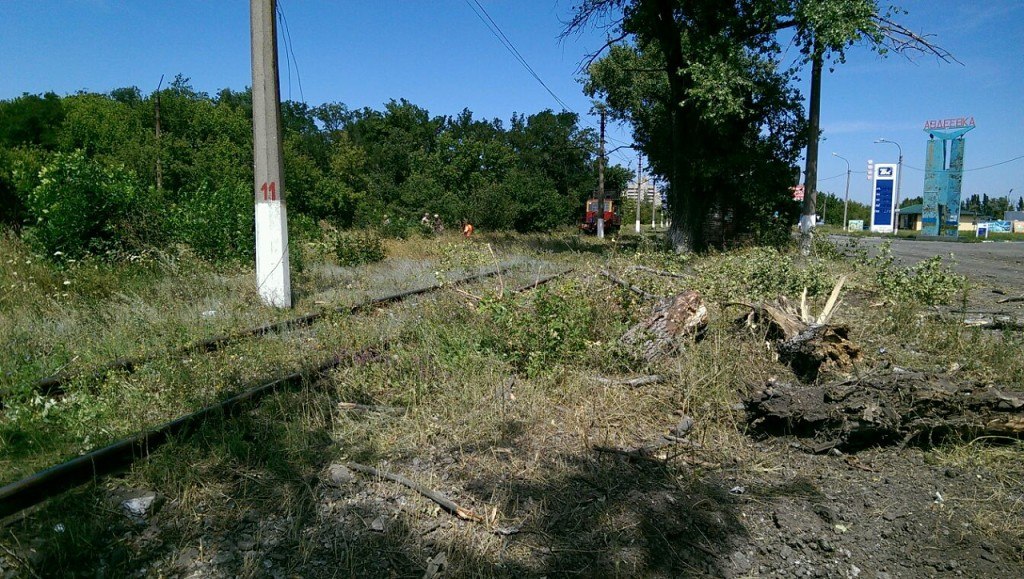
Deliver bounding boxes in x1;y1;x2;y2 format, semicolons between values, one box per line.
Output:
251;0;291;307
651;177;657;229
630;154;638;235
799;50;823;254
597;107;606;239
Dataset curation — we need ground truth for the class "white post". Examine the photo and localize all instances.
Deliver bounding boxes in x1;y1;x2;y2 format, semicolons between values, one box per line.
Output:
251;0;291;307
635;154;642;233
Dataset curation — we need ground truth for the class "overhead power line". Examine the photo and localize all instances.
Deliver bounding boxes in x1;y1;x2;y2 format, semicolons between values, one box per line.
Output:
903;153;1024;173
464;0;573;112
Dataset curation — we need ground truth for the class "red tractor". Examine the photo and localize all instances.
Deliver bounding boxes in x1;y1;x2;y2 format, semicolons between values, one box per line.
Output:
581;197;620;234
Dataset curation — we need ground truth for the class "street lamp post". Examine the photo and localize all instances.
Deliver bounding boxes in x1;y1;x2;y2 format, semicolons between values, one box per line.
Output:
875;139;903;234
833;152;851;231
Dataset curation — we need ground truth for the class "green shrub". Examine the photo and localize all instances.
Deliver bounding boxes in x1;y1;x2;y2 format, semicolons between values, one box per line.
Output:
23;150;150;257
695;246;831;301
165;183;254;261
480;282;595;377
870;242;966;305
334;229;386;266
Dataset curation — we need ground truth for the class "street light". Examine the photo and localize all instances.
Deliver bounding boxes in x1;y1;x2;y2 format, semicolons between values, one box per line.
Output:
875;138;903;234
832;152;851;231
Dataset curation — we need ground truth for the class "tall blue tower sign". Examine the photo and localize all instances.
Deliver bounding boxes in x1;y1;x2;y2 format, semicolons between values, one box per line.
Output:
922;117;975;237
870;164;898;233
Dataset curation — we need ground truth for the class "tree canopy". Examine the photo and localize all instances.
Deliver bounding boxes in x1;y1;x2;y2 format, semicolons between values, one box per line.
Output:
568;0;948;251
0;81;627;259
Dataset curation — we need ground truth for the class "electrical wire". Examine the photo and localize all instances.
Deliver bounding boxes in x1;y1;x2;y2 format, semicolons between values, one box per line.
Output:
903;154;1023;174
464;0;573;112
276;0;304;103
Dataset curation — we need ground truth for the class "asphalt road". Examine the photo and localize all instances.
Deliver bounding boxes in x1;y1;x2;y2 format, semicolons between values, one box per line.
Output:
832;235;1024;290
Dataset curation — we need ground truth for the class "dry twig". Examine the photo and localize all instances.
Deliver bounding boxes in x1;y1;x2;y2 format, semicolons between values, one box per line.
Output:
592;375;666;388
600;270;657;299
347;462;483;522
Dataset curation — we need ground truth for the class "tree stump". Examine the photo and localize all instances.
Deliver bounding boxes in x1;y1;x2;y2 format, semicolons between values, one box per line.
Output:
620;290;708;362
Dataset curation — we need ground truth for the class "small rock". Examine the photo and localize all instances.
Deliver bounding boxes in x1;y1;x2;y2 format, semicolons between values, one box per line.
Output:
324;464;356;487
671;415;694;436
780;545;793;560
729;550;753;574
121;492;161;521
211;551;234;565
424;552;447;579
729;486;745;495
370;516;386;532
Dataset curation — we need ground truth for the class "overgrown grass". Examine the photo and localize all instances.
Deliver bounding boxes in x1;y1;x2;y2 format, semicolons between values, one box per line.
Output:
1;227;1021;576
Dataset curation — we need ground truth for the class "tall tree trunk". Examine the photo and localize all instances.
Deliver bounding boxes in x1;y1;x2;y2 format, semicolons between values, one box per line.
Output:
653;0;702;253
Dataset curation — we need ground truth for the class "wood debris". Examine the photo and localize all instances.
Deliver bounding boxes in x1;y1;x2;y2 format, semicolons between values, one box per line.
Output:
736;276;860;382
347;462;483;522
620;290;709;361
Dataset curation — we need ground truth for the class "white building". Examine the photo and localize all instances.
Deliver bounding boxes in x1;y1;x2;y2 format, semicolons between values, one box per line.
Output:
624;179;657;203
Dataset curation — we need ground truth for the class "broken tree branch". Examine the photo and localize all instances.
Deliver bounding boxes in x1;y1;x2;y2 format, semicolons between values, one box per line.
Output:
347;462;483;522
600;270;657;299
592;375;666;388
337;402;407;416
624;265;689;279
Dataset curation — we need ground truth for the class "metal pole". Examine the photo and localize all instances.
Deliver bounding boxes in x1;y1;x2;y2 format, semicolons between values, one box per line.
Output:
833;153;851;231
635;153;642;233
251;0;291;307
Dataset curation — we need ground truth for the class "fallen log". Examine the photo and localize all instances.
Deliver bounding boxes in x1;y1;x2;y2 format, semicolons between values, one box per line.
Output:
347;462;482;522
744;371;1024;451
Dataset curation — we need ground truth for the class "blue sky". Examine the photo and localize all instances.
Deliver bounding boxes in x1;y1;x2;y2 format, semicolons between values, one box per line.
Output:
2;1;1021;207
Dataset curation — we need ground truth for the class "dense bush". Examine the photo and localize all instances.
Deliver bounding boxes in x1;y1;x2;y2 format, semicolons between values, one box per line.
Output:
334;229;386;266
165;183;254;261
22;150;153;256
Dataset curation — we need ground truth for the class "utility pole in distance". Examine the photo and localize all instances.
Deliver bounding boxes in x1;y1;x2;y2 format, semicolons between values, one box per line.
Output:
154;74;163;191
635;153;642;233
596;106;606;239
251;0;291;307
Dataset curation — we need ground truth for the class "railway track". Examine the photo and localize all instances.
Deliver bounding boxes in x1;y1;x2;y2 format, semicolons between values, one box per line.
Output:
1;269;571;520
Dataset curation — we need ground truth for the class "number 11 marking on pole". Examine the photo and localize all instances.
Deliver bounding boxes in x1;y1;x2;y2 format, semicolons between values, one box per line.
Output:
260;181;277;201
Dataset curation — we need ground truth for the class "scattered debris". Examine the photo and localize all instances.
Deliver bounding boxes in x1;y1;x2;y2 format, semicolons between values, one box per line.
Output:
347;462;483;522
996;295;1024;304
744;371;1024;451
620;290;708;361
120;491;162;523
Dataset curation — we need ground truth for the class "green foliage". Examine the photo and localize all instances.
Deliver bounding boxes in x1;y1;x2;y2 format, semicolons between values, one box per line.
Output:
869;241;967;305
23;150;153;257
165;184;253;261
334;229;386;266
480;282;596;377
695;246;831;301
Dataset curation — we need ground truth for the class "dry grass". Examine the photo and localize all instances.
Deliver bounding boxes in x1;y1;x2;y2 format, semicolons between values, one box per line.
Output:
1;231;1021;576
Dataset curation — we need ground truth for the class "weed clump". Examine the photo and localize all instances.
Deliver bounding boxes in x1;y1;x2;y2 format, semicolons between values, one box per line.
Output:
334;229;386;266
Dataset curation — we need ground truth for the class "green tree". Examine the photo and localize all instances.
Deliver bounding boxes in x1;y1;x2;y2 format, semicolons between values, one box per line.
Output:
569;0;948;251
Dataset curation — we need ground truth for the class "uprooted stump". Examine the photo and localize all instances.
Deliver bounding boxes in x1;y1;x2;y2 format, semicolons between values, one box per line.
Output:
738;276;860;382
744;371;1024;451
620;290;708;362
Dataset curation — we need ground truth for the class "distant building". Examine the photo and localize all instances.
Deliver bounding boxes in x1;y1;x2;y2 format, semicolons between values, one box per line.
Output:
624;179;657;203
1003;211;1024;222
897;204;982;233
